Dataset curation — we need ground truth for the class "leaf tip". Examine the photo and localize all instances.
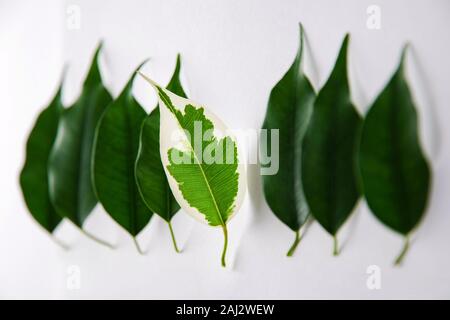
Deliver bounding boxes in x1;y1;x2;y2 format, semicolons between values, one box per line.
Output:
137;71;160;89
296;23;305;61
298;22;304;41
400;43;410;68
342;33;350;50
332;33;351;74
129;59;150;83
93;40;104;63
174;53;183;76
56;64;68;96
138;58;150;70
84;40;105;85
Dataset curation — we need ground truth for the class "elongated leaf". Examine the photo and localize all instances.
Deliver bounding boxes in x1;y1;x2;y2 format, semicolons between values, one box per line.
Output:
302;35;362;254
92;62;152;253
261;24;315;256
138;72;246;266
48;44;113;246
135;55;187;252
359;47;431;265
20;81;64;234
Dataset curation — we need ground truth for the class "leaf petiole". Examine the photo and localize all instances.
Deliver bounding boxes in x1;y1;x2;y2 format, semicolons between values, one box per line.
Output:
333;234;339;256
221;225;228;267
168;221;180;253
394;235;410;266
286;230;302;257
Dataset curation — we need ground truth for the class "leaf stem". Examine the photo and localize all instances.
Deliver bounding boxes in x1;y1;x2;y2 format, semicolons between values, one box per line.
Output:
333;234;339;256
221;225;228;267
80;229;115;249
168;221;180;253
286;230;301;257
394;235;410;266
133;237;145;255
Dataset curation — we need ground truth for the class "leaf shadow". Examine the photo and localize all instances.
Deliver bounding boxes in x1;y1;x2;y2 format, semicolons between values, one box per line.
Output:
246;164;264;218
408;45;442;162
301;216;315;238
303;29;320;92
177;220;195;253
339;202;362;253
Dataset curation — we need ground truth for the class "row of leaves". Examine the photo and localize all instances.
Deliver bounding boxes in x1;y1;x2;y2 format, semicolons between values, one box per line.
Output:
261;24;431;265
20;23;431;267
20;48;183;252
21;43;244;267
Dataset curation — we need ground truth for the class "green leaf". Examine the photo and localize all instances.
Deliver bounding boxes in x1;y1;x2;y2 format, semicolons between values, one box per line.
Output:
20;80;64;236
261;24;315;256
135;55;187;253
92;61;152;253
301;34;362;254
48;44;113;247
359;46;431;265
138;72;246;267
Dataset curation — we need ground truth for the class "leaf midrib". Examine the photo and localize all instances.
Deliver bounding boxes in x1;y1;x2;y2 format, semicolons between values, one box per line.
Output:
388;80;411;229
74;93;95;225
329;95;339;233
165;179;171;221
292;62;312;226
124;98;139;235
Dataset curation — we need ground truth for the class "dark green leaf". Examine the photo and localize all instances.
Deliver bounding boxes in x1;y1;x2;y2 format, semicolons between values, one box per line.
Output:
92;62;152;253
359;47;431;264
20;80;64;234
48;44;113;234
135;55;187;252
261;24;315;256
135;110;179;222
302;34;362;253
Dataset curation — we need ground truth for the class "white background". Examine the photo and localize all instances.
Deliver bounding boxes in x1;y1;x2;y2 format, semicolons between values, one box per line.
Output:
0;0;449;299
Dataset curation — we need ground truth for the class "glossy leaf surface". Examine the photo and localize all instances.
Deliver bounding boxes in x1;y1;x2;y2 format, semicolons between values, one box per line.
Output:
359;48;431;255
261;24;315;256
20;82;64;233
93;63;152;243
302;35;362;246
48;45;112;228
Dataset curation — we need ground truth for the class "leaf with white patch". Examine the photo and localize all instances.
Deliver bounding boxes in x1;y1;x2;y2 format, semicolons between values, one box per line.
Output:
138;72;246;267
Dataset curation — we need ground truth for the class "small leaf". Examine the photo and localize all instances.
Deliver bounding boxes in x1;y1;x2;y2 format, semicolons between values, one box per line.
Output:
20;79;64;235
261;24;315;256
48;44;113;247
92;61;152;254
359;46;431;265
138;72;246;267
135;55;187;253
302;34;362;254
